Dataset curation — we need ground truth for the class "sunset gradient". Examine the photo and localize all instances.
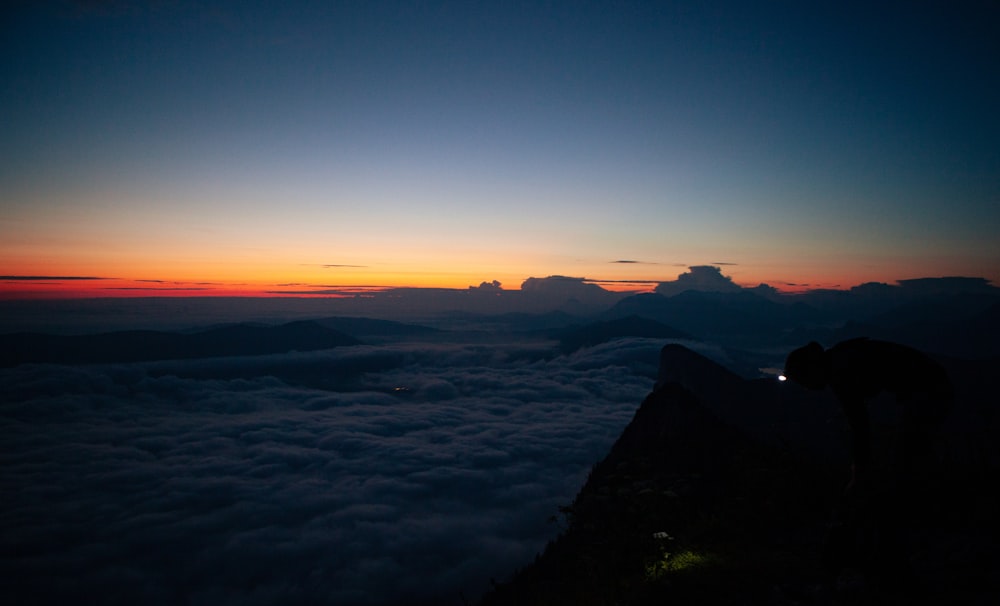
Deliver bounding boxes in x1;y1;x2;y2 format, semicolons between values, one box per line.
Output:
2;1;998;299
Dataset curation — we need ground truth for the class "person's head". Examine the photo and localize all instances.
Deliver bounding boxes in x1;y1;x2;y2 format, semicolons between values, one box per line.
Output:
783;341;828;390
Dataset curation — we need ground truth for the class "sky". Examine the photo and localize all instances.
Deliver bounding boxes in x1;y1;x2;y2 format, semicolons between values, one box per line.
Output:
2;0;999;298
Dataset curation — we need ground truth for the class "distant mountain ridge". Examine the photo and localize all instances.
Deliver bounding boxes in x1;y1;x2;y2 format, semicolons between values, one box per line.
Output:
604;291;829;339
311;316;441;337
603;287;1000;358
0;320;360;367
554;315;692;353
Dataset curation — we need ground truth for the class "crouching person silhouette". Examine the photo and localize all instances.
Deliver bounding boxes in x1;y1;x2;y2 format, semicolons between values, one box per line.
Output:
783;338;952;591
784;338;951;492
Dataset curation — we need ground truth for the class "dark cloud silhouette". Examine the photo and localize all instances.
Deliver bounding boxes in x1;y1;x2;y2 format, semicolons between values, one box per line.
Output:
0;338;658;605
896;276;996;294
588;279;661;286
0;275;105;280
103;286;214;291
469;280;503;291
654;265;743;297
747;283;781;299
264;288;368;295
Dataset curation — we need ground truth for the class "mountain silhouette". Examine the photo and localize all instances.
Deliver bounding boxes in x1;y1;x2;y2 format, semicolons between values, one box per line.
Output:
0;320;360;366
604;291;827;340
480;376;837;605
311;316;441;338
555;315;692;353
435;310;584;332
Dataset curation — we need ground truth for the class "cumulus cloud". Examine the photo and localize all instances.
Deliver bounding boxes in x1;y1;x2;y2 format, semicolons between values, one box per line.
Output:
520;275;594;294
654;265;743;297
747;283;782;299
1;337;660;605
469;280;503;291
518;276;622;312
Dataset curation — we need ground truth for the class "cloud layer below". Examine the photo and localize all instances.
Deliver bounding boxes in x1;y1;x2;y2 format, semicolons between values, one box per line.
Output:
1;337;662;605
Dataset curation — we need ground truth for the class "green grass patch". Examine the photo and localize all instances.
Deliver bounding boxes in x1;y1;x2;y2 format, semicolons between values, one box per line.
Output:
644;549;717;580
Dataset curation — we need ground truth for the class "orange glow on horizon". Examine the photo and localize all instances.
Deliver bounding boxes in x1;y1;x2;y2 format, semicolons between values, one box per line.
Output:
2;258;993;300
0;274;889;300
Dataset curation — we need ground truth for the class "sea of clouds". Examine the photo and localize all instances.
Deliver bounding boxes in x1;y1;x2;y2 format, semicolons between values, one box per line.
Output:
1;337;665;605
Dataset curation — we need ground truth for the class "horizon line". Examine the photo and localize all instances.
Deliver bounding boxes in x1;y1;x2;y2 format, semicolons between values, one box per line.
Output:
2;273;996;302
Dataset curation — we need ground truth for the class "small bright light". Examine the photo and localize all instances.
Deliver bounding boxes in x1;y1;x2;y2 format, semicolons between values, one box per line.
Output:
778;375;787;382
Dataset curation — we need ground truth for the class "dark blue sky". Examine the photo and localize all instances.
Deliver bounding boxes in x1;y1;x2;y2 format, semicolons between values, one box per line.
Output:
2;0;998;294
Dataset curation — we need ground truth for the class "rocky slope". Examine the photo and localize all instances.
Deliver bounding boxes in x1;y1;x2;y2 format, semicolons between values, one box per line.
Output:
479;345;1000;605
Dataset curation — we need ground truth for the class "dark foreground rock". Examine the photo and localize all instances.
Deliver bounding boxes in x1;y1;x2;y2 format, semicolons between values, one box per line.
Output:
479;346;1000;605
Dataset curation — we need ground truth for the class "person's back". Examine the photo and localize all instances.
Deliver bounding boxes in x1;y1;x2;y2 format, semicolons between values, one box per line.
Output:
824;338;952;406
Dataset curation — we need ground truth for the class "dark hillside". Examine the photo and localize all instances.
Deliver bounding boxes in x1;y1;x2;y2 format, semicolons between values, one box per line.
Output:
0;320;359;366
480;345;1000;605
312;316;441;338
479;381;838;605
